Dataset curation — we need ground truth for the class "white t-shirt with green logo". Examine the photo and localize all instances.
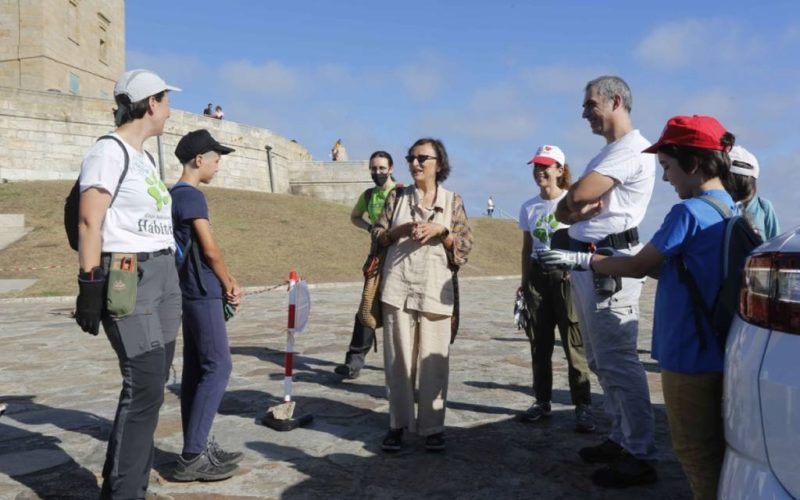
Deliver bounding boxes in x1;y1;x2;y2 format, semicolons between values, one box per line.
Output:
79;133;174;253
518;191;568;258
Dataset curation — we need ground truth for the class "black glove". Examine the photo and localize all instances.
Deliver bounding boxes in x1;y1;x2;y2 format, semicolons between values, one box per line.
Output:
75;266;106;335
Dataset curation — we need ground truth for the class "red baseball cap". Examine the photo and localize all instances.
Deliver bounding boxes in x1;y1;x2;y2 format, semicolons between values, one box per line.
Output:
642;115;730;154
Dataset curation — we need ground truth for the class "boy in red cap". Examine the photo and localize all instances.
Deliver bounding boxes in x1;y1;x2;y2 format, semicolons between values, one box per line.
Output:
542;115;738;499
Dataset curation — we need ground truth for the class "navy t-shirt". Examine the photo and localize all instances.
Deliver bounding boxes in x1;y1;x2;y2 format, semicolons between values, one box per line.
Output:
171;183;222;300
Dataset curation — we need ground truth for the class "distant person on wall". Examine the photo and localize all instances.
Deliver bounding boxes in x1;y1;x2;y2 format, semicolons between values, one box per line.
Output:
171;129;242;482
213;105;224;120
487;195;495;217
331;139;348;161
517;144;594;433
203;103;212;116
334;151;400;379
727;145;780;240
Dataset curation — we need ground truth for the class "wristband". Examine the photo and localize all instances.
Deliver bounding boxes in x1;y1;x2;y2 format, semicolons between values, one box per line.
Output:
440;227;450;241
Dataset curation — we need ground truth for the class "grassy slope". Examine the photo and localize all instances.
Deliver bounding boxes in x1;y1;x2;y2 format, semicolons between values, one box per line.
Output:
0;181;520;297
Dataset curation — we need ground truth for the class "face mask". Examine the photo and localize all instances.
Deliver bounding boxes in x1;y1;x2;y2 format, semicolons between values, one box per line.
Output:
371;172;389;187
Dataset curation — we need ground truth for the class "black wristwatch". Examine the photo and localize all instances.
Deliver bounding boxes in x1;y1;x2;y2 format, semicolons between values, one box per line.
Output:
440;227;450;241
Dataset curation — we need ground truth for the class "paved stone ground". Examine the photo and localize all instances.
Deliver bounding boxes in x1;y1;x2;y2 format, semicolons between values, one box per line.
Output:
0;277;690;499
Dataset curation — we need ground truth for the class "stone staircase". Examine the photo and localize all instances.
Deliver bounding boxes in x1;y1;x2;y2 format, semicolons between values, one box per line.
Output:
0;214;36;293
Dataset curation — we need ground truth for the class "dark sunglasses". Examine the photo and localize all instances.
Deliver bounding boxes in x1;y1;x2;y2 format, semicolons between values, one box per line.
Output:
405;154;438;164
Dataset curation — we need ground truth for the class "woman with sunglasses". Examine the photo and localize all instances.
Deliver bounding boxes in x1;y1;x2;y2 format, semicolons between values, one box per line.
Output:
541;116;737;498
517;145;594;433
371;138;473;452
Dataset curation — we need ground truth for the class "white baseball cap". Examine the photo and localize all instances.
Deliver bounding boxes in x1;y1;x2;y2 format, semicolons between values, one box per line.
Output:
114;69;181;102
729;145;759;178
527;144;565;167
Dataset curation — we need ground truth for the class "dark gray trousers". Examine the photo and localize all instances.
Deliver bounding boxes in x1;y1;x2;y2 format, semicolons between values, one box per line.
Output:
100;252;181;499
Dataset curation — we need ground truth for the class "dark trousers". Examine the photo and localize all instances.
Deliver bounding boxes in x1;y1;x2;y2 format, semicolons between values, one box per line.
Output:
180;298;232;454
100;253;181;499
343;314;375;370
522;260;591;405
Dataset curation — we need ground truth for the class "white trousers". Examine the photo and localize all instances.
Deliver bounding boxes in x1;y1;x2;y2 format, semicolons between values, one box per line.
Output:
382;302;451;436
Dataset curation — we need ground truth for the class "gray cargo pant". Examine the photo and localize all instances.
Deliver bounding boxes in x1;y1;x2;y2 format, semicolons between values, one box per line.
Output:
99;252;181;499
569;244;657;461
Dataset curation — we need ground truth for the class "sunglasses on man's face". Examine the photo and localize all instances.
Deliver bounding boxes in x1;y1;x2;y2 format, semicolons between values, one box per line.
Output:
405;154;438;165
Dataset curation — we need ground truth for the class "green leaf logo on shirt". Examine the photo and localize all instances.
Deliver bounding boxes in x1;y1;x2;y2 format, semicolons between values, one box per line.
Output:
532;214;559;244
145;172;170;211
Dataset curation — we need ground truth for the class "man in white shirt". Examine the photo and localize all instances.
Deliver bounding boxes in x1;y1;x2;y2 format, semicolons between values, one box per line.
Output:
555;76;657;488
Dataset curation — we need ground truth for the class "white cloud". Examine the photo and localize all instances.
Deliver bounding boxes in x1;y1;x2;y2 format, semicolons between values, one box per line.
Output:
635;18;763;70
125;50;205;86
521;65;611;94
394;53;450;103
220;60;305;97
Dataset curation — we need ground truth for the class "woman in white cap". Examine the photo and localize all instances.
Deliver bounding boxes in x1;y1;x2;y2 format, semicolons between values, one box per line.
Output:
74;69;182;499
727;145;780;240
517;145;594;432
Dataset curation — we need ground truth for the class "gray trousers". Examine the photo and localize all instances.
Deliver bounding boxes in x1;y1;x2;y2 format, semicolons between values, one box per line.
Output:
569;244;656;460
100;252;181;499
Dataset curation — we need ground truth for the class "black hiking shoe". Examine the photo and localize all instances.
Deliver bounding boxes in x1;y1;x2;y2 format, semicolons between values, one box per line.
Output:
173;450;237;482
591;451;658;488
334;364;360;379
425;432;446;452
520;400;551;422
381;428;403;452
208;437;244;465
579;438;624;463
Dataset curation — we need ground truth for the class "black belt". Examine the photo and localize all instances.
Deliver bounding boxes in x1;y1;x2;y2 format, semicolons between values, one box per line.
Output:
102;248;173;262
569;227;639;252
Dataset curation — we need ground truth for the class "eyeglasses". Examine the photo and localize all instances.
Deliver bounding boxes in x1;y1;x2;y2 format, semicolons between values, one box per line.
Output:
405;154;437;165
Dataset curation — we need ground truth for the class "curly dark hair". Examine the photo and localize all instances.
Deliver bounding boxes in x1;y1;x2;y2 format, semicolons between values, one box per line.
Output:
408;137;450;183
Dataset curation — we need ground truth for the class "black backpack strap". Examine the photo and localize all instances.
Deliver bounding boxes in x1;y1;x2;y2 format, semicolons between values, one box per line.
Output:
675;195;730;349
696;195;733;219
97;135;129;208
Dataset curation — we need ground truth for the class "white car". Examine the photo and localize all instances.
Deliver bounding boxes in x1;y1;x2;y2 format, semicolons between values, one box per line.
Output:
720;226;800;499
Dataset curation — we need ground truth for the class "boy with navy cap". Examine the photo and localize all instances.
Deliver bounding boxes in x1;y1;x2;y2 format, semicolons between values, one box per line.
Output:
170;129;243;481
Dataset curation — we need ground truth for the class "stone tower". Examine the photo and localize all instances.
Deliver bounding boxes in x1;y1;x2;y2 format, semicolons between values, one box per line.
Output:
0;0;125;99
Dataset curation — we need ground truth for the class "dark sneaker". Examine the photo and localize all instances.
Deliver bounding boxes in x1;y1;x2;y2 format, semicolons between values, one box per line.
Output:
173;450;237;482
334;364;360;379
425;432;446;452
575;404;597;433
591;451;658;488
208;438;244;465
520;400;551;422
381;428;403;452
579;438;624;463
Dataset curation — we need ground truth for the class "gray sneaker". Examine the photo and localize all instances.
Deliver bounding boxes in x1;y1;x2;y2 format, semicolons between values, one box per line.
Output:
521;400;551;422
208;437;244;465
575;404;597;433
173;450;237;482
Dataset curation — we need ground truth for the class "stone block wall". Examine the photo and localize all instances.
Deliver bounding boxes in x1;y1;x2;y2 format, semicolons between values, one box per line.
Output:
0;0;124;99
0;86;373;204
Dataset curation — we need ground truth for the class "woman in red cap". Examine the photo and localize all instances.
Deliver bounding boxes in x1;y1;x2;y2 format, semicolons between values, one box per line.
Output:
540;115;737;499
516;144;594;433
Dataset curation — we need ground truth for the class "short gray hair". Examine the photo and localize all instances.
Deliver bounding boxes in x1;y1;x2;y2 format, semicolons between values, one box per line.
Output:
585;75;632;113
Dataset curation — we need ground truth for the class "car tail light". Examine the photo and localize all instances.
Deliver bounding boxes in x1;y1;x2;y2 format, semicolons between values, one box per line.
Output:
739;252;800;334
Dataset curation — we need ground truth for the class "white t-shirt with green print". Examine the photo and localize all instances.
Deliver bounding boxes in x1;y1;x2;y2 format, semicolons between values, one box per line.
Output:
79;133;174;253
518;190;568;258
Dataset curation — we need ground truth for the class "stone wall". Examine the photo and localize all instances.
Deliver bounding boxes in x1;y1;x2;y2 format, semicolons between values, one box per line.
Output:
0;0;125;99
0;86;373;204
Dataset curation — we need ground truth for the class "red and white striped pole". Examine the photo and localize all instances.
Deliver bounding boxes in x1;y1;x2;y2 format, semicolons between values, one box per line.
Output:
283;270;298;403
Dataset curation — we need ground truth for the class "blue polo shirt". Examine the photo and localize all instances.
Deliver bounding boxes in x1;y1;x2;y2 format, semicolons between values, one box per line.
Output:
171;183;222;300
649;189;736;374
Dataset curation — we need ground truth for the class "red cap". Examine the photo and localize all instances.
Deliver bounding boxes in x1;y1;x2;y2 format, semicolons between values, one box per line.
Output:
642;115;730;154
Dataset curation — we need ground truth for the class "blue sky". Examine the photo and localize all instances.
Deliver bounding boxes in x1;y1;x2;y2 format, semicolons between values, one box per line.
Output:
127;1;800;239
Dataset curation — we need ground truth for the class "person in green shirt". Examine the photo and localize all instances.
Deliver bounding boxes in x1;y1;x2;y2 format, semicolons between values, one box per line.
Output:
335;151;398;379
